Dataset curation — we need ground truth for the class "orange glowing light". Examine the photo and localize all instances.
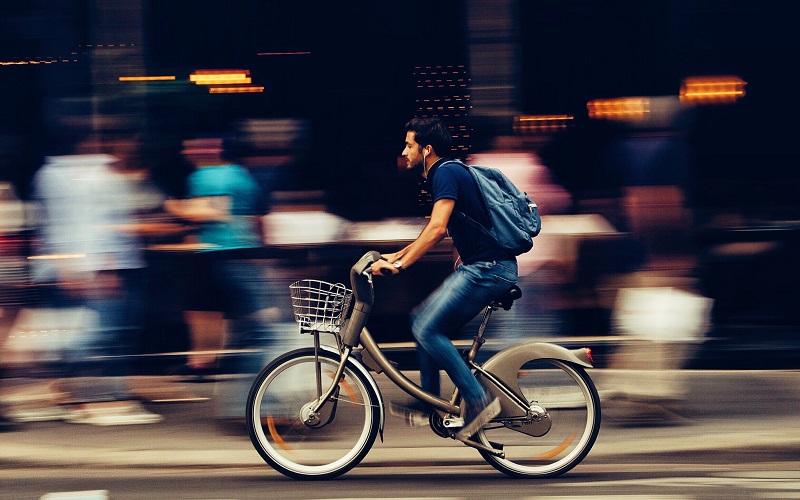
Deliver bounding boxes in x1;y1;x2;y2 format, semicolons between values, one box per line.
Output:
118;75;176;82
587;97;650;120
208;86;264;94
190;69;251;85
514;115;574;134
1;59;60;66
680;76;746;104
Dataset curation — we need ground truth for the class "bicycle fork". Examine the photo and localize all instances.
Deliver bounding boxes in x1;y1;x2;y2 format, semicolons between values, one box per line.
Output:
302;331;352;427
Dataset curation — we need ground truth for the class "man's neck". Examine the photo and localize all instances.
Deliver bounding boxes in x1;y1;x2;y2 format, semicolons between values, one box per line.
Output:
423;154;442;178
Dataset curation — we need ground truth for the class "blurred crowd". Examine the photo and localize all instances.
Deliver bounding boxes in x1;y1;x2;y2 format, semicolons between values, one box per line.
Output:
0;125;301;430
0;106;764;431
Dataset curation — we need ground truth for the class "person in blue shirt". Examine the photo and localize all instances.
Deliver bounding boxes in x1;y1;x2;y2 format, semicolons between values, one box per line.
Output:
371;117;518;438
165;136;278;426
171;142;263;250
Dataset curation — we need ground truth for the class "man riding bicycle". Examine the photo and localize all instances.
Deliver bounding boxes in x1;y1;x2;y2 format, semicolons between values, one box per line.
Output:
371;117;518;438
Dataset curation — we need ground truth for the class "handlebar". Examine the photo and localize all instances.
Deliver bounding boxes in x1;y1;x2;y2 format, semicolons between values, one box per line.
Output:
340;250;382;347
363;267;392;277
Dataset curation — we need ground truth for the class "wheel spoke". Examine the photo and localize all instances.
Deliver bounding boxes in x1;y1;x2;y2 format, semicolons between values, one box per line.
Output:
246;349;380;479
478;359;600;478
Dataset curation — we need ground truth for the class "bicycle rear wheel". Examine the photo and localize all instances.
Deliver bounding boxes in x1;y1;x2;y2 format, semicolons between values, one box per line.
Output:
246;348;381;479
477;359;600;478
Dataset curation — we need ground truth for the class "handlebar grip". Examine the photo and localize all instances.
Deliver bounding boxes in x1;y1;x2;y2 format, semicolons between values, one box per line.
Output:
343;250;382;347
379;267;393;276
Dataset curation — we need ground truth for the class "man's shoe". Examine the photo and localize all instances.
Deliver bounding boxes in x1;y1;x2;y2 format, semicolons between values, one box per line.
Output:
389;399;431;428
456;397;501;440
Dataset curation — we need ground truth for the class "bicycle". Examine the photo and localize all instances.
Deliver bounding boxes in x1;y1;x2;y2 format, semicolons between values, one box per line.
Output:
246;251;601;479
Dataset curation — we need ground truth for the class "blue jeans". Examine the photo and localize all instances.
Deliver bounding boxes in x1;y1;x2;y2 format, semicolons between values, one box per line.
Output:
411;259;518;407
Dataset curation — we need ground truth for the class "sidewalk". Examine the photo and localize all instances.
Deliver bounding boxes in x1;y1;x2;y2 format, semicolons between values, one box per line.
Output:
1;369;799;469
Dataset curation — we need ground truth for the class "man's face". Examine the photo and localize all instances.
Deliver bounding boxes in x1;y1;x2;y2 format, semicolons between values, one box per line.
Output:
401;131;424;170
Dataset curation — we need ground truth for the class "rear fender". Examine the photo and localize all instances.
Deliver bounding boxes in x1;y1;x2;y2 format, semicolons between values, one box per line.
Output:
478;342;592;418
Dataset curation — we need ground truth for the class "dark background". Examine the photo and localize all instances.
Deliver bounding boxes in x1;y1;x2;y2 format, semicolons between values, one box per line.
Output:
2;1;800;368
2;1;797;214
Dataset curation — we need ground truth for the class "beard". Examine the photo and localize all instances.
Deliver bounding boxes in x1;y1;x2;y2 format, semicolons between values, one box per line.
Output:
407;159;424;175
407;155;424;171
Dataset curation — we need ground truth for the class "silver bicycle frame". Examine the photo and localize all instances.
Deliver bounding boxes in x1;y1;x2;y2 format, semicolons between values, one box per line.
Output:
309;250;530;419
294;250;595;462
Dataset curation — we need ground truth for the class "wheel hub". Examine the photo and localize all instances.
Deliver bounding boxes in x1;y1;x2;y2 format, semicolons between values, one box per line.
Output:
300;401;323;427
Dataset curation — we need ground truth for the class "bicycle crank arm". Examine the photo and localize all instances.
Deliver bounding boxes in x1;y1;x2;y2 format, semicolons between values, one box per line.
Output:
442;416;464;428
454;434;505;458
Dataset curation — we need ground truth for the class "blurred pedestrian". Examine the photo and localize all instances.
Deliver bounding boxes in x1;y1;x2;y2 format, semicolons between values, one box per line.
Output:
164;135;279;427
26;131;162;425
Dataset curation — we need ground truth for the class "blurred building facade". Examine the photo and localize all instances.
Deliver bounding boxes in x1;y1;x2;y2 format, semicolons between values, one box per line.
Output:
1;0;798;368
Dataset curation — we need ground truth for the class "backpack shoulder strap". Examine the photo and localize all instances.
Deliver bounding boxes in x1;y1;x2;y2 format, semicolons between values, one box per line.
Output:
427;158;463;194
438;159;467;170
440;161;496;238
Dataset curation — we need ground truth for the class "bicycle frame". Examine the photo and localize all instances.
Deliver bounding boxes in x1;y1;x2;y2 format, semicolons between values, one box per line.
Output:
306;251;536;426
358;300;532;418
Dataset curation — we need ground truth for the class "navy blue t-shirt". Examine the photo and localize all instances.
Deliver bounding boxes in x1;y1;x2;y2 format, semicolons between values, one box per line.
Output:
428;159;508;263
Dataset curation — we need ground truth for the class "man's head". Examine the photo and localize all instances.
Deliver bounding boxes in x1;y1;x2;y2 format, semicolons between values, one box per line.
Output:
402;117;452;172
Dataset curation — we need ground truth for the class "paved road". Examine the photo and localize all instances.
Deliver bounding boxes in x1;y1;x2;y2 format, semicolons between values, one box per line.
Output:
2;369;800;499
3;455;800;500
1;369;799;471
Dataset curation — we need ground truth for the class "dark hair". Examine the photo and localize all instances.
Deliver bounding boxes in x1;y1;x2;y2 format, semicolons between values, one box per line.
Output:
405;117;452;156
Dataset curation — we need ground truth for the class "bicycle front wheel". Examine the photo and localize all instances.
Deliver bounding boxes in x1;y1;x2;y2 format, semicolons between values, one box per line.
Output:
246;348;381;479
477;359;600;478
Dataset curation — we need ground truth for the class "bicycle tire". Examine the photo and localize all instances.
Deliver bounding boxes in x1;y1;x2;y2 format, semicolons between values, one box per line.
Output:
477;359;600;478
246;348;381;479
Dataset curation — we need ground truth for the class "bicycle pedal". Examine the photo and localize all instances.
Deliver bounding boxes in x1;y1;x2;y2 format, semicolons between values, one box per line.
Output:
456;397;501;440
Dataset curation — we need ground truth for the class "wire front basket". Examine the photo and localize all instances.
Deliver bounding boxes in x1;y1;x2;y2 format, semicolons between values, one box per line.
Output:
289;279;353;334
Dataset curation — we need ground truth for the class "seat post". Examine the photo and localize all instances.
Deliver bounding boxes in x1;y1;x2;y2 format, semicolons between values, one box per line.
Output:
465;305;494;363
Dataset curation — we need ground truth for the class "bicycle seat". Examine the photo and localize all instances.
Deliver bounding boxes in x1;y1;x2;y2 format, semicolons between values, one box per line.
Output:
492;285;522;310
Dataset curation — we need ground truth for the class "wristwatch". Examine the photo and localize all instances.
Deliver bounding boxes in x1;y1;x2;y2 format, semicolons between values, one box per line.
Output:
393;260;403;272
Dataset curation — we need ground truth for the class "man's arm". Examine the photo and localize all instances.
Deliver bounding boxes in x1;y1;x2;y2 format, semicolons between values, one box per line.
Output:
371;198;455;275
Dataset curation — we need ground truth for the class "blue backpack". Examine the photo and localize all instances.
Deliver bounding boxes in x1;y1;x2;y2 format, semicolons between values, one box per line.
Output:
448;160;541;256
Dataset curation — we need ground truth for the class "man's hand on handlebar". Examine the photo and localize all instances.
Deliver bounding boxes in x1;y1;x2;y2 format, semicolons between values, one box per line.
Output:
370;255;399;277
